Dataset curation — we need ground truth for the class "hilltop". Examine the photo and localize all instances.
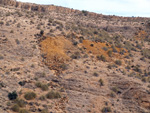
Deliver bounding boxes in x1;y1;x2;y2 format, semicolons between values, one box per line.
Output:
0;0;150;113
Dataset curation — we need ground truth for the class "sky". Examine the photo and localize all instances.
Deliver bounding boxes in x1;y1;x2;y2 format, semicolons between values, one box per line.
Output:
17;0;150;17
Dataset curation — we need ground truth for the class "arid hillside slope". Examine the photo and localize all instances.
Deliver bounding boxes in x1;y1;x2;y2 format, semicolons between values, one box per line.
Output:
0;0;150;113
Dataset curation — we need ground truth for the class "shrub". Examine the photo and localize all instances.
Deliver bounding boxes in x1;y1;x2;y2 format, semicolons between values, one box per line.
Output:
111;45;118;53
18;81;26;86
102;107;111;113
24;92;36;100
15;39;20;45
0;55;4;60
11;104;20;112
19;109;30;113
35;82;49;91
35;82;42;87
124;41;133;51
39;95;46;101
99;79;104;86
59;63;68;71
8;91;18;100
107;50;112;57
41;84;49;91
142;49;150;59
71;52;81;59
82;10;88;16
15;99;26;107
93;72;99;77
115;60;122;66
110;92;116;98
102;47;108;51
17;23;21;28
0;21;4;25
142;77;147;82
111;87;121;94
97;55;106;62
10;30;14;33
40;30;44;35
46;90;61;99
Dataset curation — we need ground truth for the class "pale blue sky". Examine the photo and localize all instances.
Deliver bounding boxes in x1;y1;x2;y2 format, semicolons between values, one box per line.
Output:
17;0;150;17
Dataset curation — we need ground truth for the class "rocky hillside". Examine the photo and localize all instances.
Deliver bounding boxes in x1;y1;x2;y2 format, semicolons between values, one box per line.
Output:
0;0;150;113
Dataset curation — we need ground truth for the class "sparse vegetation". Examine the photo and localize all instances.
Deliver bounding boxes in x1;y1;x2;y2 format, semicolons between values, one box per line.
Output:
0;1;150;113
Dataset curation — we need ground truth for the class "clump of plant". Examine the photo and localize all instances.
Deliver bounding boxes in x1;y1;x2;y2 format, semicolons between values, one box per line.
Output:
115;60;122;66
99;79;104;86
39;95;46;101
93;72;99;77
141;48;150;59
97;55;106;62
24;92;36;100
46;90;61;99
19;109;30;113
102;107;111;113
8;91;18;100
15;99;26;107
71;52;81;59
11;104;20;112
107;50;112;57
35;82;49;91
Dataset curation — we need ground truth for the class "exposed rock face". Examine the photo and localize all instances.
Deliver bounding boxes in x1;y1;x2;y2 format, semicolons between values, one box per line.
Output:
0;0;80;13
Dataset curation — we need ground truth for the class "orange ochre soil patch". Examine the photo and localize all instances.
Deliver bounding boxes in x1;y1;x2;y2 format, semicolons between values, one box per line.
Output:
40;36;72;72
79;40;128;62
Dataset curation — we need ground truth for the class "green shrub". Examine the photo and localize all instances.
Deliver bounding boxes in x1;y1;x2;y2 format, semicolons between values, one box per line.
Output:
11;104;20;112
40;30;44;35
8;91;18;100
46;90;61;99
24;92;36;100
82;10;88;16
